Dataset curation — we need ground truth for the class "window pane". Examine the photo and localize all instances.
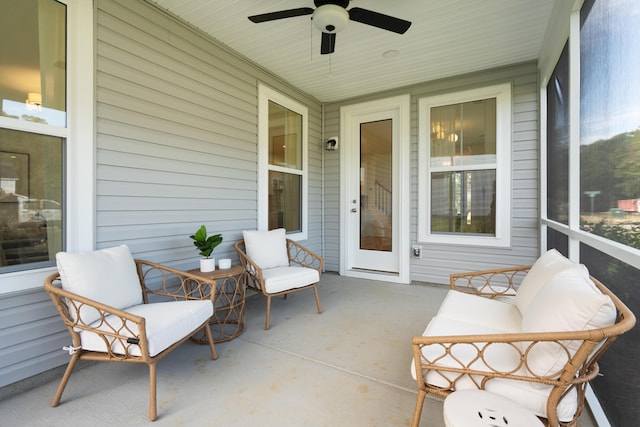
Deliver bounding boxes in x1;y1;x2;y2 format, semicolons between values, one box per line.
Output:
268;171;301;233
431;169;496;235
0;0;66;127
580;243;640;426
268;101;302;170
580;0;640;249
547;42;569;224
430;99;496;167
0;129;63;270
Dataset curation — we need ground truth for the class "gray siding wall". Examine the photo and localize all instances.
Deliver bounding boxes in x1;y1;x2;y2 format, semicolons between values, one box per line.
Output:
0;288;68;389
96;0;323;266
322;62;540;282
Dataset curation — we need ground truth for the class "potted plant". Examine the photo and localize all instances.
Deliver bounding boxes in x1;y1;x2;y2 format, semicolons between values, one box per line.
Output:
190;225;223;272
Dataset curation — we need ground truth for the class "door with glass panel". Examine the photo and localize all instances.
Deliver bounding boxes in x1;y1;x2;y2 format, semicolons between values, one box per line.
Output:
347;110;400;274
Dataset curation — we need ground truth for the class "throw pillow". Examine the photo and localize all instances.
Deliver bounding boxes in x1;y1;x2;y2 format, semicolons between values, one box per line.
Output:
56;245;143;324
243;228;290;270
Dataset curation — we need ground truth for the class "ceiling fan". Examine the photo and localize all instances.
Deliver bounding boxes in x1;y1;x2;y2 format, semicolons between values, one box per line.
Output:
248;0;412;55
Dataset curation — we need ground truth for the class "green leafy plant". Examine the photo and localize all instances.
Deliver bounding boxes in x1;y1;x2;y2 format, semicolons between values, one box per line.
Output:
189;225;223;258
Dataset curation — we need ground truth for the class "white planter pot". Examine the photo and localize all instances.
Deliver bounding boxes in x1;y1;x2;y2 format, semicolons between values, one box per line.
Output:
200;258;215;272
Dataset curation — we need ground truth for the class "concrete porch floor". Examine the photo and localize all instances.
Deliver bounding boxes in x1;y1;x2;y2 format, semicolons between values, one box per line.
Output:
0;273;596;426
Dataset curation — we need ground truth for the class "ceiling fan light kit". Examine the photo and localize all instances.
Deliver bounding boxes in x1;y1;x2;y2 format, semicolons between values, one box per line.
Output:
248;0;411;55
313;5;349;33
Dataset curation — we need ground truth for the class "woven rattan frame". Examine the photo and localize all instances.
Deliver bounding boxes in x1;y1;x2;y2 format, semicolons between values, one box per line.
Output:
43;260;219;421
234;238;323;329
410;265;636;427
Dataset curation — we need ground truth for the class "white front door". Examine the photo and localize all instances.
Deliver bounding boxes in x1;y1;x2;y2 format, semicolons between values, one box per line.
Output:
340;95;411;283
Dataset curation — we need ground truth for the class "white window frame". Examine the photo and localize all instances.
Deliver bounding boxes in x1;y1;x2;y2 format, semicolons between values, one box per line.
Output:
257;83;308;240
1;0;94;293
418;83;512;247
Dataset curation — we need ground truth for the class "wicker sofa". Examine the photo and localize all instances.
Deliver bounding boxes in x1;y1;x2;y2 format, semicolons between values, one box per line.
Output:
410;250;636;427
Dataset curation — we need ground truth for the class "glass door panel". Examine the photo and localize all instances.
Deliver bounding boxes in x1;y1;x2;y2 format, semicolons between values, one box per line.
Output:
359;119;392;252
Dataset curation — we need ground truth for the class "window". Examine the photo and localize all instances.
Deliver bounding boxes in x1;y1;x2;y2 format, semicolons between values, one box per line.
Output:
258;84;308;239
418;84;511;246
0;0;66;272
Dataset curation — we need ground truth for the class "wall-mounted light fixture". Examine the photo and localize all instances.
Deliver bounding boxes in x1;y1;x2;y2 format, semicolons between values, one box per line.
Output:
325;136;338;151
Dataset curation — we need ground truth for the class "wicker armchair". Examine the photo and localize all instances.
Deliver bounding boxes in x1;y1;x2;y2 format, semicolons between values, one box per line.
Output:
44;245;218;421
411;264;636;427
235;229;323;330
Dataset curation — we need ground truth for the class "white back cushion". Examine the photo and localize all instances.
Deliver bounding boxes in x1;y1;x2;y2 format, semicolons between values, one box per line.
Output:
521;267;616;379
515;249;576;315
243;228;289;269
56;245;143;324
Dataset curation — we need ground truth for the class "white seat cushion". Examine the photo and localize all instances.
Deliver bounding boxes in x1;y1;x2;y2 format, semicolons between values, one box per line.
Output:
436;290;522;334
56;245;142;324
262;266;319;294
243;228;290;269
411;316;524;385
79;300;213;357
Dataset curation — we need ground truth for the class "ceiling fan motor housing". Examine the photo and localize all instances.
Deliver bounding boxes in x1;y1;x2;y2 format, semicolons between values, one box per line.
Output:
312;4;349;33
314;0;349;7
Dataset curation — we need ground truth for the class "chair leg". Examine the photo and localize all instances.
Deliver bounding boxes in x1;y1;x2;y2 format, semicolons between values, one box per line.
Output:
265;295;272;330
313;286;323;314
50;351;80;407
149;362;157;421
202;323;218;360
411;389;427;427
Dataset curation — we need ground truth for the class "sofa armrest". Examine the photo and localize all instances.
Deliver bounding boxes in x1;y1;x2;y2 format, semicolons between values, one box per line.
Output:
135;259;217;303
449;265;531;299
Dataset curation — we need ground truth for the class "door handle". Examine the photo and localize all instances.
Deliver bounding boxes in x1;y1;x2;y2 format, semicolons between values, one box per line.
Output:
351;208;357;213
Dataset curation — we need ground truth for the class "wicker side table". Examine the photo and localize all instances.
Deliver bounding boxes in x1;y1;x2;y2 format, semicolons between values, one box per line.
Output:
186;265;246;343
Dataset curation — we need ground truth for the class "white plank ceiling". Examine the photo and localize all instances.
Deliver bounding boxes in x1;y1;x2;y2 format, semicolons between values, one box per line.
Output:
147;0;555;102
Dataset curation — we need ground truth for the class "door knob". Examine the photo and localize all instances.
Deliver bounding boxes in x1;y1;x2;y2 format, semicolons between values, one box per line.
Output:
351;208;357;212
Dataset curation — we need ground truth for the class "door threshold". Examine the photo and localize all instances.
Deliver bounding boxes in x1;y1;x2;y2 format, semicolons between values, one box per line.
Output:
343;268;407;284
350;267;399;276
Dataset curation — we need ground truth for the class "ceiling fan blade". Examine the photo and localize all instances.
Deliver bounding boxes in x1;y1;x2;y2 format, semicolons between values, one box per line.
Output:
348;7;412;34
321;32;336;55
248;7;314;23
